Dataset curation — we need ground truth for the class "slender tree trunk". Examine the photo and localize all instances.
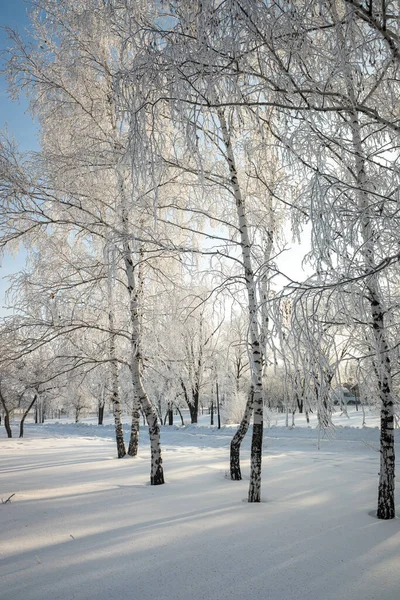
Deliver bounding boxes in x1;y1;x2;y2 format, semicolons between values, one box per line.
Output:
230;387;254;480
121;203;164;484
219;109;264;502
131;357;164;484
350;107;395;519
106;243;126;458
191;386;200;423
210;401;214;425
216;382;221;429
174;403;185;426
0;390;12;438
374;305;395;519
109;309;126;458
4;413;12;438
19;395;38;438
98;386;105;425
168;403;174;426
189;402;198;424
181;379;198;424
98;403;104;425
329;2;396;518
297;386;304;414
128;395;140;456
127;240;145;457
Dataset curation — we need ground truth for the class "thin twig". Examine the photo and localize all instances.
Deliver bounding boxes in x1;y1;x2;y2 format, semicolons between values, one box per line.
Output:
1;493;15;504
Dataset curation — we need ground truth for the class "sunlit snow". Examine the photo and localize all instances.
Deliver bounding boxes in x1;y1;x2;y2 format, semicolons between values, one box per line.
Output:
1;409;399;600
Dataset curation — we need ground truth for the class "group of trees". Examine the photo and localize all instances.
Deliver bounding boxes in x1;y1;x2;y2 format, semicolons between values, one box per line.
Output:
1;1;399;517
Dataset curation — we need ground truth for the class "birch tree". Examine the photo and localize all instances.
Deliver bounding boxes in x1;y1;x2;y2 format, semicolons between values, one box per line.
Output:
119;2;287;500
264;1;400;518
2;0;164;478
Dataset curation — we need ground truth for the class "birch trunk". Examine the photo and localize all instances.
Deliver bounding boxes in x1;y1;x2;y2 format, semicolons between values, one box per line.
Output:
4;413;12;438
128;395;141;456
350;111;395;519
374;305;395;519
230;387;254;480
121;207;164;484
19;394;37;438
131;357;164;484
174;403;185;426
127;242;145;456
109;308;127;458
189;399;199;424
0;389;12;438
98;385;105;425
329;7;395;517
168;403;174;426
107;253;126;457
98;402;104;425
219;109;264;502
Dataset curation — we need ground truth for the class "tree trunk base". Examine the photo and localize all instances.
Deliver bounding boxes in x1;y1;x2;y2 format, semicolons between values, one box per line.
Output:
377;483;395;519
5;415;12;438
377;507;395;520
248;422;263;503
116;439;126;458
128;418;139;456
230;442;242;480
127;440;138;457
151;465;165;485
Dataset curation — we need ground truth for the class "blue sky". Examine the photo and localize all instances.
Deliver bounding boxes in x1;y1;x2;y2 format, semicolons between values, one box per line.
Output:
0;0;38;151
0;1;37;314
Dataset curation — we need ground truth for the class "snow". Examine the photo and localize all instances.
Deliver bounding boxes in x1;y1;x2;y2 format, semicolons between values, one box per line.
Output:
1;408;400;600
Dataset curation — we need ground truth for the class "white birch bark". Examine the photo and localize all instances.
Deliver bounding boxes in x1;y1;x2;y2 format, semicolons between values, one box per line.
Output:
106;243;126;458
108;306;127;458
350;116;395;519
335;8;395;518
230;199;274;480
218;109;264;502
121;203;164;484
128;389;141;457
230;387;254;480
127;245;144;457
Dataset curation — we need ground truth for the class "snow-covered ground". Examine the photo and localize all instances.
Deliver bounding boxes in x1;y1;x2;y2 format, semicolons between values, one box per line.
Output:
1;408;400;600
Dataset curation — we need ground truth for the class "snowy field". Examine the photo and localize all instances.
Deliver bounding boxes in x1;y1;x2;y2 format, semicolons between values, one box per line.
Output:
1;408;400;600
